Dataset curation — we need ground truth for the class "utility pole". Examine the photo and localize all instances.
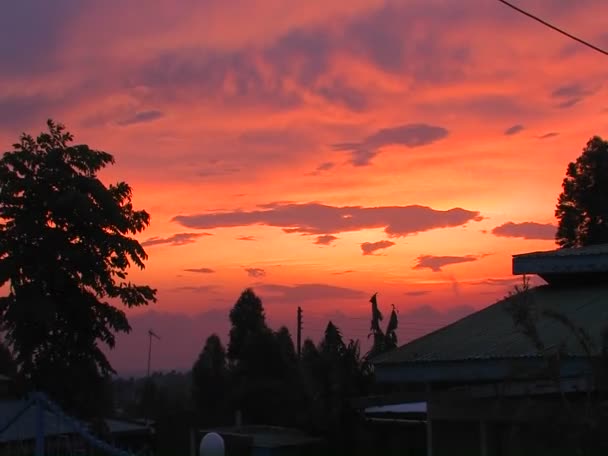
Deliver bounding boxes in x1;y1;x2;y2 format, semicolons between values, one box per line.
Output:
297;306;302;359
147;329;161;378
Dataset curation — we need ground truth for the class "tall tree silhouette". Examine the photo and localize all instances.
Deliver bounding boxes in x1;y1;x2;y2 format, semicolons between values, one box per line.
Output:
0;120;156;417
367;293;399;358
192;334;229;426
556;136;608;248
227;288;268;364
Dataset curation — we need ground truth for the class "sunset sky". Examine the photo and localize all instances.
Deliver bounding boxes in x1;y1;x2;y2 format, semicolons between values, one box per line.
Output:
2;0;608;374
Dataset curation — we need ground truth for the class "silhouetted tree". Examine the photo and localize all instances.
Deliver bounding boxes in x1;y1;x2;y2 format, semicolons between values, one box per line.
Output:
0;120;156;418
0;341;16;378
556;136;608;248
228;288;267;363
192;334;228;425
367;293;399;359
226;289;303;425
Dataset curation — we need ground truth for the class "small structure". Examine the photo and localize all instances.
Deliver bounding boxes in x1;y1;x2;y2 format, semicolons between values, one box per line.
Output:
197;425;323;456
368;244;608;456
105;418;154;454
200;432;225;456
0;399;79;455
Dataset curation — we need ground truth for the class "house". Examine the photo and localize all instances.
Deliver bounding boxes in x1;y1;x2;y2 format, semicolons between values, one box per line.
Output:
0;391;152;455
369;244;608;456
0;398;80;455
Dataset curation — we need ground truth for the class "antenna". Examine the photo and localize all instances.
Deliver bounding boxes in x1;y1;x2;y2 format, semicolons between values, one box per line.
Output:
146;329;161;378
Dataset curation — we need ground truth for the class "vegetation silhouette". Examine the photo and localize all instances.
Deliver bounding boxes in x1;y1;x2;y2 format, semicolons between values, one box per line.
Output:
0;120;156;418
504;135;608;454
556;136;608;248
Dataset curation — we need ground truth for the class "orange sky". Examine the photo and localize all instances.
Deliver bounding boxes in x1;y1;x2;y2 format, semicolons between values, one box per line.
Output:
2;0;608;374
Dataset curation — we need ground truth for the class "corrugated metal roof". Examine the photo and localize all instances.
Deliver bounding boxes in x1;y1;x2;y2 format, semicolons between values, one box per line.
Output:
514;244;608;258
0;400;77;442
373;284;608;365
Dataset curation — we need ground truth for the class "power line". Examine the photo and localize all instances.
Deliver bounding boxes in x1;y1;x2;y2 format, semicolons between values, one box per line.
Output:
497;0;608;57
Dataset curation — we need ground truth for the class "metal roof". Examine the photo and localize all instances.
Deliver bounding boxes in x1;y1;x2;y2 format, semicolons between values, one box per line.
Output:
364;402;427;414
373;284;608;365
513;244;608;259
0;400;77;442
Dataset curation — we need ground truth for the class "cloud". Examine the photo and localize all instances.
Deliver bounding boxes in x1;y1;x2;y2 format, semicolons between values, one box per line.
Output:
141;232;212;247
197;165;241;178
491;221;556;240
472;277;522;287
172;202;481;238
404;290;431;297
117;110;164;126
257;283;365;302
308;161;335;175
332;123;449;166
551;83;596;109
361;240;396;255
236;235;256;241
403;304;475;322
315;234;338;245
538;132;559;139
504;124;524;135
172;285;219;293
332;270;355;275
183;267;215;274
413;255;480;272
316;78;369;111
245;267;266;278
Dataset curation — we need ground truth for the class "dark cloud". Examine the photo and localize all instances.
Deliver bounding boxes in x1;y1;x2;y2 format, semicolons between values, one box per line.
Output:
257;283;365;302
343;2;473;81
538;132;559;139
183;267;215;274
236;235;256;241
172;202;482;238
141;232;211;247
308;161;335;176
472;277;522;287
551;83;597;109
504;124;524;135
130;48;303;110
414;254;479;272
332;270;355;275
316;79;369;111
117;110;164;126
0;1;85;77
491;221;556;240
172;285;219;293
403;304;475;322
361;240;396;255
404;290;431;297
315;235;339;246
332;123;449;166
197;161;241;178
245;267;266;278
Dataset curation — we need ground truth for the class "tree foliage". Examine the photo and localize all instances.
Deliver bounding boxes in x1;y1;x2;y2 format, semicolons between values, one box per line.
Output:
367;293;398;359
556;136;608;248
192;334;228;425
0;120;156;417
227;288;267;364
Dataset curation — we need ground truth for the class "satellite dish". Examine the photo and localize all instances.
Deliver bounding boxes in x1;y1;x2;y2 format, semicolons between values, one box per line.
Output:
200;432;225;456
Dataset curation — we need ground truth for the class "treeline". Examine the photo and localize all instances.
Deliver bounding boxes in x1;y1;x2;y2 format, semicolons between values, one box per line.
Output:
114;288;398;454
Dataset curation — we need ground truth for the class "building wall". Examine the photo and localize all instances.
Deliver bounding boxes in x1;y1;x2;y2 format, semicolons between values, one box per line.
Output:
431;420;480;456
